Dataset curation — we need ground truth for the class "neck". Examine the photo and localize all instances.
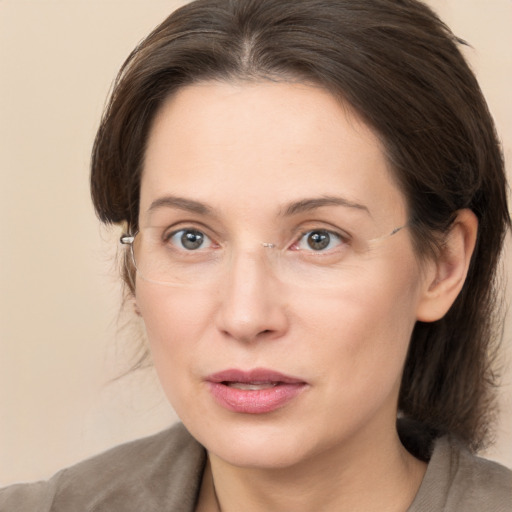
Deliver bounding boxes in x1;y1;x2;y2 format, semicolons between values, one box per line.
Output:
196;424;427;512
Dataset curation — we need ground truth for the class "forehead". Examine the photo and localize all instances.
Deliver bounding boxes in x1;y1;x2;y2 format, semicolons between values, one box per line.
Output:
140;80;407;223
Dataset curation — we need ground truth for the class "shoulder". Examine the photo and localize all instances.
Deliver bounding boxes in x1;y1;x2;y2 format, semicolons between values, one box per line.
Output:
444;439;512;511
410;435;512;512
0;423;206;512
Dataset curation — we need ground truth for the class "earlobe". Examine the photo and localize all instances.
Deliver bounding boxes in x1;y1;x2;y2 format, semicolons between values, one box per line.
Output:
416;209;478;322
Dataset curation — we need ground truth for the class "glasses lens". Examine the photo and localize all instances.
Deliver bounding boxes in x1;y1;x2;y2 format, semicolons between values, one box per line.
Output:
127;225;405;289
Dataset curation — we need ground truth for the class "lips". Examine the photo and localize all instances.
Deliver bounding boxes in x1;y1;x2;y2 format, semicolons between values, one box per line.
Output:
206;368;307;414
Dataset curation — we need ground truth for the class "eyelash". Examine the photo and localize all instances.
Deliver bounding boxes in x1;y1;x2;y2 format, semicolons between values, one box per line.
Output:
164;228;216;251
291;229;349;252
163;226;350;253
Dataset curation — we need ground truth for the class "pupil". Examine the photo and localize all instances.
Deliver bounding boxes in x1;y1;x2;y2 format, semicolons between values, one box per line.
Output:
181;230;204;250
307;231;330;250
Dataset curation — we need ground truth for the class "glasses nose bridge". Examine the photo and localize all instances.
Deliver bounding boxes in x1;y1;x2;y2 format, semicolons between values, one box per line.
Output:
210;238;286;295
224;239;280;280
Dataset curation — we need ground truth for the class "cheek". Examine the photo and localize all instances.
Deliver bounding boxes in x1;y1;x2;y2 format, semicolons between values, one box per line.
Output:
136;282;213;337
295;261;422;387
135;284;214;390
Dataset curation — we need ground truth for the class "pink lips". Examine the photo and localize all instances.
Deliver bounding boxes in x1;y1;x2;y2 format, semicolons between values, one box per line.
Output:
206;368;307;414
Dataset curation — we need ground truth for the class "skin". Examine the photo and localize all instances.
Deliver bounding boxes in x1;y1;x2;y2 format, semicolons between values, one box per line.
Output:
134;81;477;511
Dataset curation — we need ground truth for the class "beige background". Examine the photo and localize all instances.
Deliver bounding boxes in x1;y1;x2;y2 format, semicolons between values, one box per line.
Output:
0;0;511;485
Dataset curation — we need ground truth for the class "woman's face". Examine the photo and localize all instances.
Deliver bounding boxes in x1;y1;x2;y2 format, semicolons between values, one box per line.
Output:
135;81;431;469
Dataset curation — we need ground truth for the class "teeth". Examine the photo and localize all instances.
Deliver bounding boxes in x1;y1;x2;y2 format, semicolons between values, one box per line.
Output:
226;382;278;391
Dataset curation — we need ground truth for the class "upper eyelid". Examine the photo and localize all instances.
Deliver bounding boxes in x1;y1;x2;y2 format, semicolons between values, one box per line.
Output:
292;229;346;248
292;225;351;242
157;221;353;244
163;222;222;241
297;228;345;239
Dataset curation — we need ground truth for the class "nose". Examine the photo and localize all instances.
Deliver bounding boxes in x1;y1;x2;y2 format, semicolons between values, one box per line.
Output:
215;250;289;344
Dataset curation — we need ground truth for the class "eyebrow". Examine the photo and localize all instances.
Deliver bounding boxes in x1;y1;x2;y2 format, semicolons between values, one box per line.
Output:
147;194;370;218
148;196;213;216
282;196;370;217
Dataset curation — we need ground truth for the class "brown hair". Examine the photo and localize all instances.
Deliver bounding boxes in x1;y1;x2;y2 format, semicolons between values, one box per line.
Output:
91;0;509;451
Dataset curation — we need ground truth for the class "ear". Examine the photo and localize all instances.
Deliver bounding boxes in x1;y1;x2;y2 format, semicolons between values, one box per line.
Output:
416;209;478;322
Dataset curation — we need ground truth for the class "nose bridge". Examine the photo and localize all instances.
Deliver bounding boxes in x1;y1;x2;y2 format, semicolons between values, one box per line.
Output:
215;244;288;342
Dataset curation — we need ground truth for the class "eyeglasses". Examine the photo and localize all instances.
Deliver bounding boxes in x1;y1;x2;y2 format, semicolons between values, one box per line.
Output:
120;222;406;289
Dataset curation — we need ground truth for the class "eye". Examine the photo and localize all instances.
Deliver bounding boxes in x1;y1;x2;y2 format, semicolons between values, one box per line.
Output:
167;229;213;251
293;229;346;252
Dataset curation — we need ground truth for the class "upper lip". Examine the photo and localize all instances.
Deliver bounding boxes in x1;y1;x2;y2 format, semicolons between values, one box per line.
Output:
206;368;306;384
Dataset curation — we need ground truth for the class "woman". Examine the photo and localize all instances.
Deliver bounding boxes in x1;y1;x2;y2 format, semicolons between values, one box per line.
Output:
1;0;511;510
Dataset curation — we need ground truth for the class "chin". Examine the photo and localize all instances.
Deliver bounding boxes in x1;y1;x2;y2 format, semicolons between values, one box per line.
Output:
212;436;313;470
183;412;323;470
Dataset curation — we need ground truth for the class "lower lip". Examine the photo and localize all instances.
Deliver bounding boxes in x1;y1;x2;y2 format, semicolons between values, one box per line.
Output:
208;382;307;414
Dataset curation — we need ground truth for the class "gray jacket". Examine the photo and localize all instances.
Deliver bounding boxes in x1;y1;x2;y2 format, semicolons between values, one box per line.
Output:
1;423;510;511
